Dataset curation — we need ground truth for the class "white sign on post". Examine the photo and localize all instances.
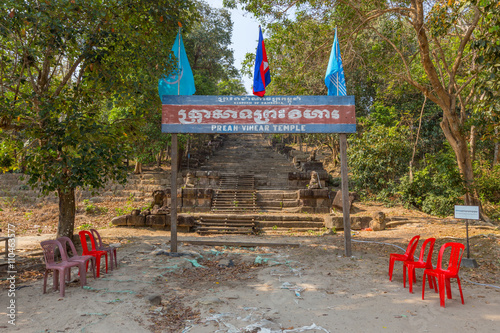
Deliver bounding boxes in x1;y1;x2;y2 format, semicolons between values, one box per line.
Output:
454;205;480;220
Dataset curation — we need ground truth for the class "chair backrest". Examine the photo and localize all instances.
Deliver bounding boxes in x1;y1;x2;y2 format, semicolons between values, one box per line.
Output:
40;239;69;264
405;235;421;259
436;242;465;274
90;229;104;248
417;237;436;265
57;236;80;259
78;230;98;254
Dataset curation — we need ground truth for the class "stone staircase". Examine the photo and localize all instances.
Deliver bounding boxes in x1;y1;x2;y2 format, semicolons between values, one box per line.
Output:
211;174;257;213
0;171;170;205
189;134;328;234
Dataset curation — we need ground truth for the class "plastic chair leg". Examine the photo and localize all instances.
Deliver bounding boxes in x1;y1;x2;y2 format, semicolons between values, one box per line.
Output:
389;257;395;281
457;277;464;304
59;269;66;297
113;248;118;268
445;278;452;299
422;273;427;300
438;276;446;308
403;264;407;288
408;265;415;293
43;271;49;294
95;257;101;278
53;270;59;292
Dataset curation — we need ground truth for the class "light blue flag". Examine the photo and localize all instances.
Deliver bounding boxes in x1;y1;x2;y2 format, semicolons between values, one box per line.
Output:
324;28;346;96
158;31;196;97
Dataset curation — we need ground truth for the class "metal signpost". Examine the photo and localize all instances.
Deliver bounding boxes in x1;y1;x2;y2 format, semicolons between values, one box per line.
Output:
162;95;356;256
454;205;480;268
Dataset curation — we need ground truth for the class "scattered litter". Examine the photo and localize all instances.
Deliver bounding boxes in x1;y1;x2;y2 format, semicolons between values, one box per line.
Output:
254;256;269;264
210;249;225;256
281;282;305;298
283;323;330;333
184;258;205;268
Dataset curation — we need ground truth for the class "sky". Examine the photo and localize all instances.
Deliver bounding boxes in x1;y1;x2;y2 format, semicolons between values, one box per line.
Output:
205;0;261;94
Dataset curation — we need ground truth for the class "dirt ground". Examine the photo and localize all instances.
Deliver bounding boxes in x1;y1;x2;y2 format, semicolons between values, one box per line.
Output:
1;214;499;333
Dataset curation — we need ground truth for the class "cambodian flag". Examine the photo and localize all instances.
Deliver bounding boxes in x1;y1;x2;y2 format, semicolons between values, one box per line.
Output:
253;26;271;97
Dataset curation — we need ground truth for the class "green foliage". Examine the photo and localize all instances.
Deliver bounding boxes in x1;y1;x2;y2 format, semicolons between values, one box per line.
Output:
82;199;108;215
348;123;413;195
77;223;94;231
397;148;464;216
0;0;197;237
184;2;245;95
474;161;500;203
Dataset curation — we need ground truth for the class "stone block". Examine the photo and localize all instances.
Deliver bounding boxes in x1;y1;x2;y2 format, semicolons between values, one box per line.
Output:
111;215;128;226
147;215;166;229
298;189;314;198
351;216;371;230
178;215;195;227
130;214;145;227
331;190;358;212
312;189;329;198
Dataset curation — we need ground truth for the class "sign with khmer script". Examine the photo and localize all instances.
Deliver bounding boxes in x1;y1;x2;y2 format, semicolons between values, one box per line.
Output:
161;95;356;134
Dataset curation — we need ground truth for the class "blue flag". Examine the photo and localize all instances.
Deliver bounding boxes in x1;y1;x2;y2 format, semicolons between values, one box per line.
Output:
253;26;271;97
158;31;196;97
325;28;346;96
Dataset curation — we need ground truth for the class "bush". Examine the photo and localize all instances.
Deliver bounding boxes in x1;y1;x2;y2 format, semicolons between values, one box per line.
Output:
421;194;459;217
474;161;500;203
348;124;412;194
397;147;464;216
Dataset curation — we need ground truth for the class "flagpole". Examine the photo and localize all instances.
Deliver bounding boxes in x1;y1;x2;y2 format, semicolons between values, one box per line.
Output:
171;22;183;253
334;26;352;257
177;23;181;96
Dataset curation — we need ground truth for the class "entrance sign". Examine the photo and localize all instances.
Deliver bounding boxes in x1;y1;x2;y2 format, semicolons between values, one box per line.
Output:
454;205;480;220
161;95;355;134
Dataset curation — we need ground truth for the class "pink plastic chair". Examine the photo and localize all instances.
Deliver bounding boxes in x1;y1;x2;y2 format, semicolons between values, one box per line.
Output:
78;230;108;277
90;229;118;270
40;239;82;297
403;237;436;293
389;235;420;281
57;236;96;286
422;242;465;307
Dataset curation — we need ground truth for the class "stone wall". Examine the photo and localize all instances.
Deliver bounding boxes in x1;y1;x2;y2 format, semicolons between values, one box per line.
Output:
297;189;331;214
0;172;170;205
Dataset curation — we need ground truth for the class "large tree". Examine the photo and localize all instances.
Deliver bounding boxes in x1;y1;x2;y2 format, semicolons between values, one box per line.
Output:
233;0;497;216
0;0;196;238
185;1;245;95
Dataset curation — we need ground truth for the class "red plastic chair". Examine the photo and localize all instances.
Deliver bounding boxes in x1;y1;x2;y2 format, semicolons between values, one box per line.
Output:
90;229;118;270
57;236;96;286
389;235;420;281
40;239;82;297
403;237;436;293
78;230;108;278
422;242;465;307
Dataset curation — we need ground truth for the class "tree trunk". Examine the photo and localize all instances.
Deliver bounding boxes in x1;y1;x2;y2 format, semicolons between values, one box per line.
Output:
494;127;499;166
440;114;479;207
134;161;142;174
57;187;76;239
470;125;477;163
